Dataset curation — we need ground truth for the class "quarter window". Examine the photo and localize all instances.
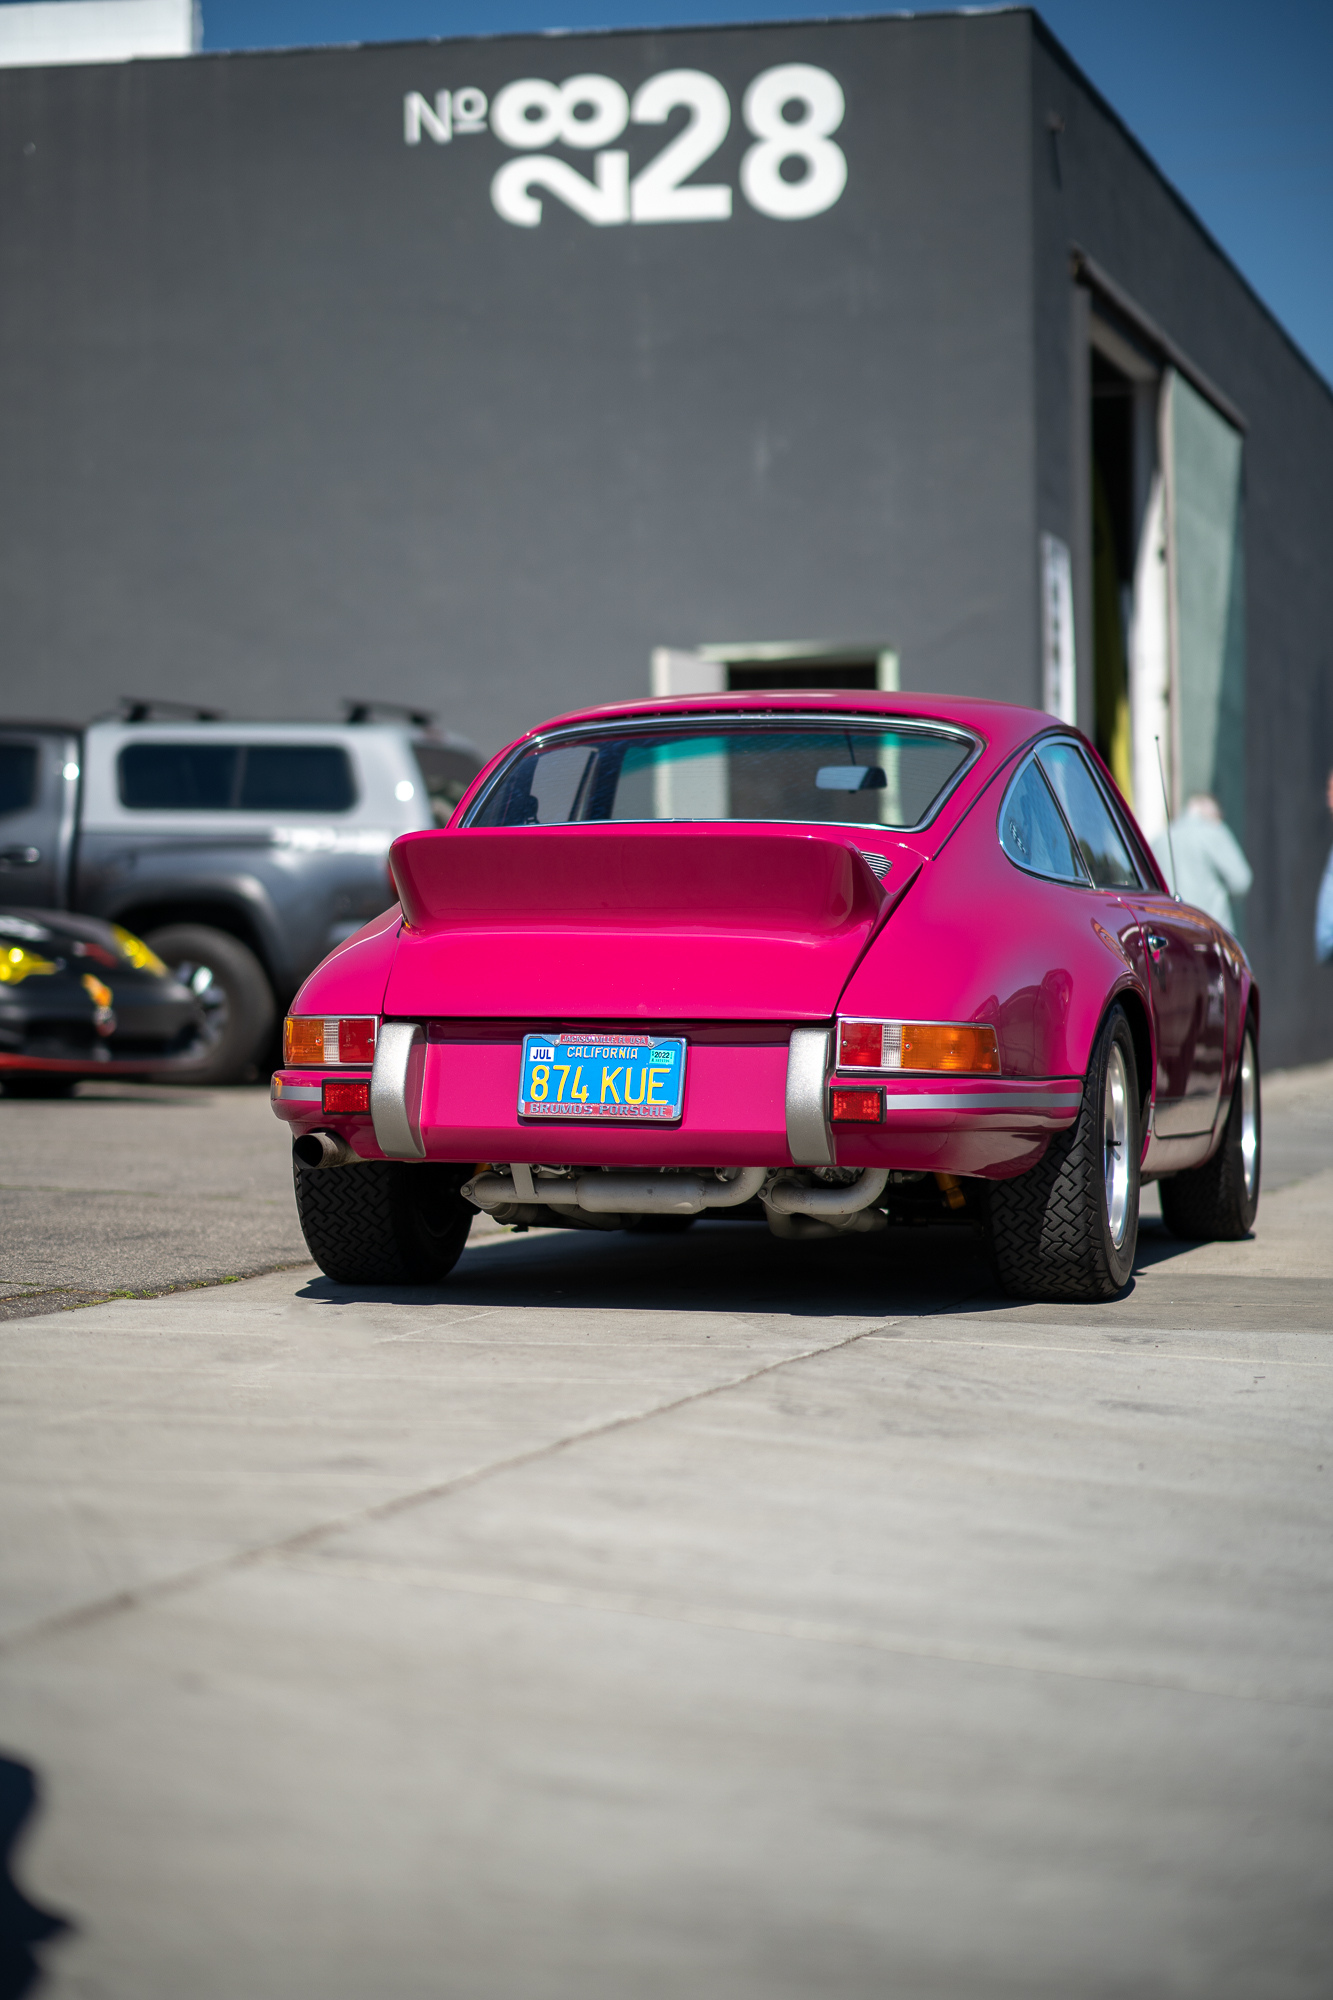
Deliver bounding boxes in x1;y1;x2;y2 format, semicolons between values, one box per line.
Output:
998;758;1086;883
1037;743;1140;889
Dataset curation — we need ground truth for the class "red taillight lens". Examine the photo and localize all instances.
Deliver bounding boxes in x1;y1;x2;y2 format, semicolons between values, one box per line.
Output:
283;1017;378;1065
830;1086;883;1123
836;1019;1000;1075
838;1021;883;1068
338;1018;377;1062
322;1078;371;1114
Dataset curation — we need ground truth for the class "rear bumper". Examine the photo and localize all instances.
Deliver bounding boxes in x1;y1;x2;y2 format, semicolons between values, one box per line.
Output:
272;1029;1083;1179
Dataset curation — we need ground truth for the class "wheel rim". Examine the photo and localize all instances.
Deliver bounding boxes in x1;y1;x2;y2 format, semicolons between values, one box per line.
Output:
1103;1043;1131;1249
1239;1034;1259;1201
171;960;230;1054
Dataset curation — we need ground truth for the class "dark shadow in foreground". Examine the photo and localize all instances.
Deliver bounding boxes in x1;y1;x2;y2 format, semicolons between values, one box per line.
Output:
296;1218;1008;1317
0;1757;71;2000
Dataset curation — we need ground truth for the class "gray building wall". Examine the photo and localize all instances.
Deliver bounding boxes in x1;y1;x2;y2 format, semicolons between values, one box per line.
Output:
1;13;1035;752
1028;24;1333;1068
2;10;1329;1062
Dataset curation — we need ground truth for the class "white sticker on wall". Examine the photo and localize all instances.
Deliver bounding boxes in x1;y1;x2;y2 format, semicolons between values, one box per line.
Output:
1041;532;1077;725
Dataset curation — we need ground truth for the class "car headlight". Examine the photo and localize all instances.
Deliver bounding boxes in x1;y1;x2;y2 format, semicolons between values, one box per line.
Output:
112;926;168;976
0;946;57;984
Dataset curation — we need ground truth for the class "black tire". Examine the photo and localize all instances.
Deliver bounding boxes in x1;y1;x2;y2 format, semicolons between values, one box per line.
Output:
1159;1021;1260;1242
144;924;276;1086
1;1074;78;1099
294;1157;474;1284
986;1005;1140;1302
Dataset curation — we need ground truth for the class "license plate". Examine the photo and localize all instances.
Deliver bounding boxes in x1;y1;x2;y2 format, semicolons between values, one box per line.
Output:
519;1032;686;1123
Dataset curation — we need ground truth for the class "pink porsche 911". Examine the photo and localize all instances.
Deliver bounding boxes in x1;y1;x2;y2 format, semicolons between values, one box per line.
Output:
270;692;1259;1302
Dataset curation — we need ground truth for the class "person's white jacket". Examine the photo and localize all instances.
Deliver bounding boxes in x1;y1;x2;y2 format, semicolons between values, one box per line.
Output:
1152;798;1252;934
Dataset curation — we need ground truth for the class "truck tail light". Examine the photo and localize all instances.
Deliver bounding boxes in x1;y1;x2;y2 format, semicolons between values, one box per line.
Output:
283;1016;379;1065
836;1019;1000;1075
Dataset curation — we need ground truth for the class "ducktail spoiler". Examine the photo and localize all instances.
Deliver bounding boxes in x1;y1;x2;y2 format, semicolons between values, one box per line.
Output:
389;826;895;934
382;827;922;1023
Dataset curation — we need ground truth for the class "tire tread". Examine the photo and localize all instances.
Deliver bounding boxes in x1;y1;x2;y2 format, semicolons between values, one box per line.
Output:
987;1008;1138;1303
293;1159;472;1284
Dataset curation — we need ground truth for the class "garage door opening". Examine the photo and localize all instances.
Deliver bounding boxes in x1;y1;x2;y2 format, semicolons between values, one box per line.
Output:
652;644;900;700
1082;302;1246;873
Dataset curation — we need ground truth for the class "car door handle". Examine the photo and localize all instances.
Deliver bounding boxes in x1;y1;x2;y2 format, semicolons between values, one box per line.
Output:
0;845;40;867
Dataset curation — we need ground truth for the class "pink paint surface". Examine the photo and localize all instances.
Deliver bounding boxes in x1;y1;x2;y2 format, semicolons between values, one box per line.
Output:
385;826;903;1021
274;690;1255;1185
419;1040;792;1167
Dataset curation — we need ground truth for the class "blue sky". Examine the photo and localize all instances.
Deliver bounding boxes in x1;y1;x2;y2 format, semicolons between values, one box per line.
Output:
192;1;1332;387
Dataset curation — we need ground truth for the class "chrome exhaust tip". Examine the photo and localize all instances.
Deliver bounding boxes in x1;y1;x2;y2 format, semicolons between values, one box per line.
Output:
293;1130;359;1170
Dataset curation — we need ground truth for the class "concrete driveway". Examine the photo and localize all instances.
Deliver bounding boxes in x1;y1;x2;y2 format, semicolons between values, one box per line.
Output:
1;1067;1332;1998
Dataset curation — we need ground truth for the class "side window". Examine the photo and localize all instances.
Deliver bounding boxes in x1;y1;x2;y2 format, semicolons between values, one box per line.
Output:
0;744;39;817
1037;743;1141;889
119;744;238;809
998;758;1087;883
239;747;355;812
119;744;355;813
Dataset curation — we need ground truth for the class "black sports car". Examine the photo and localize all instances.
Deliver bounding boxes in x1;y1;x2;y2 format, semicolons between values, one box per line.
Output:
0;909;205;1096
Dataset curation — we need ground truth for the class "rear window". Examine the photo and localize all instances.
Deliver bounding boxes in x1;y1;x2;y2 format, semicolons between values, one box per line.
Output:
467;721;975;830
119;744;356;813
0;743;39;818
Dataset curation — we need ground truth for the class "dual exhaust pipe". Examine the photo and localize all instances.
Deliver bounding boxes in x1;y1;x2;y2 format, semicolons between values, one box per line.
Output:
294;1133;889;1229
461;1163;890;1224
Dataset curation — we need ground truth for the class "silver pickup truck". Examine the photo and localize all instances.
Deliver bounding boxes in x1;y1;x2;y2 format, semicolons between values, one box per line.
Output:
0;703;481;1083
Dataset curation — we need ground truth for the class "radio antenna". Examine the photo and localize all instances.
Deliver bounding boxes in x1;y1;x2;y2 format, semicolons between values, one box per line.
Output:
1155;736;1180;899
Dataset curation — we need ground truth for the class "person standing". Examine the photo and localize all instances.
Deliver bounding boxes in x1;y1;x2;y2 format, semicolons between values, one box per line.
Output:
1316;769;1333;964
1152;794;1253;934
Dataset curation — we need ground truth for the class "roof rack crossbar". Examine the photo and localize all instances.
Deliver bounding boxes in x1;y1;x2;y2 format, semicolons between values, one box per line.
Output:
343;699;436;728
120;698;226;722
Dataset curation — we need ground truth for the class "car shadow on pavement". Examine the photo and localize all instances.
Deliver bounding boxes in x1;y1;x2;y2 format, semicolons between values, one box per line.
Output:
296;1220;1019;1320
0;1755;71;2000
294;1208;1272;1325
1130;1218;1244;1269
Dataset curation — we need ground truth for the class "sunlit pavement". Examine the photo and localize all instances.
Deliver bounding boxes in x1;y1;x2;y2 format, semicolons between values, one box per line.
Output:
2;1067;1332;1998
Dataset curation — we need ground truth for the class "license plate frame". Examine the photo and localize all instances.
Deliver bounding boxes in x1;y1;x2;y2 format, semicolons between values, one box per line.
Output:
518;1032;687;1124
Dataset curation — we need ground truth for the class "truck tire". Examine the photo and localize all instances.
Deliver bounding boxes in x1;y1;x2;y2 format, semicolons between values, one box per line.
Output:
145;924;275;1085
1159;1022;1260;1242
294;1158;474;1284
986;1004;1140;1302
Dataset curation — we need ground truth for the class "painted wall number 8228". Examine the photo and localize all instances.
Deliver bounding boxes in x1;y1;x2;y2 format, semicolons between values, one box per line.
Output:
403;65;848;227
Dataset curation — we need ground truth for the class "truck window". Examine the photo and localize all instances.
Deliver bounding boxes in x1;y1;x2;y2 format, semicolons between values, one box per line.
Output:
413;742;484;826
120;744;238;809
0;744;39;817
239;747;355;812
118;743;355;813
